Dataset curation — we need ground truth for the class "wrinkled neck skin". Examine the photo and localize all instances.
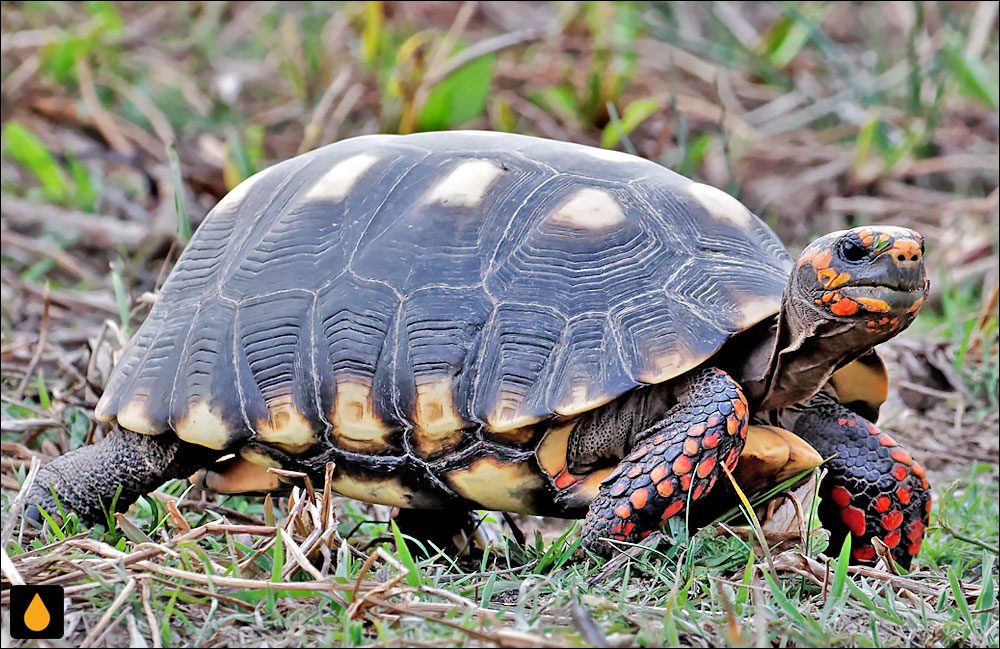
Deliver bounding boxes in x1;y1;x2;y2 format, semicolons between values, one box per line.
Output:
757;267;915;412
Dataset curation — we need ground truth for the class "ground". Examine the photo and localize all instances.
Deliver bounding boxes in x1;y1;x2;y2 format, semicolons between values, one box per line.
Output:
1;2;998;647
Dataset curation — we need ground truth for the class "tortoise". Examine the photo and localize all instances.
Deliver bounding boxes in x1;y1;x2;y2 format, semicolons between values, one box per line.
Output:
25;131;931;566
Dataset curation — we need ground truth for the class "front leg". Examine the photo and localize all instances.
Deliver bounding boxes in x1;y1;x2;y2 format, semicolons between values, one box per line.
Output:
779;397;931;568
581;368;749;556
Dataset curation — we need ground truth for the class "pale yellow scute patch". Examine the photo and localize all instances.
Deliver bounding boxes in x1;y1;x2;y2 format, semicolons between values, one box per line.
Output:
737;294;781;329
550;188;626;230
636;350;697;384
214;167;267;214
486;404;544;433
830;356;889;411
257;396;316;448
570;467;614;503
94;392;114;423
688;182;752;229
424;159;504;207
734;425;821;494
535;423;575;477
414;377;465;436
329;474;415;508
175;401;231;450
446;457;545;513
239;446;281;468
117;397;158;435
584;147;641;163
333;378;389;442
203;457;280;493
554;383;613;417
305;154;378;202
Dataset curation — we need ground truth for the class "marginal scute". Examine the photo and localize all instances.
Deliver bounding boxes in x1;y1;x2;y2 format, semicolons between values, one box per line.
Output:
737;294;781;330
94;392;114;423
411;377;467;458
332;378;390;445
536;422;575;477
550;187;626;230
554;384;614;417
583;147;642;163
239;446;282;468
174;401;231;450
200;456;281;493
637;350;697;385
734;426;822;494
329;473;417;508
305;154;378;202
256;396;316;449
687;182;752;229
117;396;159;435
446;457;546;513
423;159;504;207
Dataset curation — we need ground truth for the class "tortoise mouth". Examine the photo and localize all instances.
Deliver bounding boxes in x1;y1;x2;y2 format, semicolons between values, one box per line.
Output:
838;282;926;313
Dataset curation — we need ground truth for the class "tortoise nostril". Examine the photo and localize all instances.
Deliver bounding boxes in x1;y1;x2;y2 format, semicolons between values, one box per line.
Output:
896;254;905;262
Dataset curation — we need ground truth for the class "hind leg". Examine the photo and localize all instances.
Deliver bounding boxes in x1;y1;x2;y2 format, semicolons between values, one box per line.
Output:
25;426;222;524
581;368;749;556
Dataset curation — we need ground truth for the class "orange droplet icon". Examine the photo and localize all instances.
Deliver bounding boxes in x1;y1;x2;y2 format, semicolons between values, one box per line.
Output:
25;592;51;632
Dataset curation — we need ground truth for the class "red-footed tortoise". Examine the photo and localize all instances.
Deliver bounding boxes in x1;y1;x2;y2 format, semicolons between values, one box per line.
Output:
25;131;931;566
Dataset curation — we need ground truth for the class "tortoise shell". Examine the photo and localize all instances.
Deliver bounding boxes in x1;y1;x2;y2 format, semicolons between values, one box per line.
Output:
94;131;798;513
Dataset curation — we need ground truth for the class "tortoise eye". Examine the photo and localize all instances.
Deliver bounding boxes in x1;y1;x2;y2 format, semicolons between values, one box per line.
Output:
841;240;867;262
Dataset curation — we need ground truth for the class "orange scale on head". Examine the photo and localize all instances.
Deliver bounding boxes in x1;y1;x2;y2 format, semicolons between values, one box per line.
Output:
813;249;833;269
831;298;859;316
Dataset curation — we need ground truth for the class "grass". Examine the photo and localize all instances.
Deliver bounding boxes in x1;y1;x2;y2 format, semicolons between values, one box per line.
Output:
2;1;998;647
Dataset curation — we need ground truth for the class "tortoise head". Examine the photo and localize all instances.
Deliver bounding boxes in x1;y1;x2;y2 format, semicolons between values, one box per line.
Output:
793;226;928;333
760;226;928;411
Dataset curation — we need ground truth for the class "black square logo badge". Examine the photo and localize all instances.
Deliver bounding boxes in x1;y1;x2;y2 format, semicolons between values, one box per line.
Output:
9;585;64;639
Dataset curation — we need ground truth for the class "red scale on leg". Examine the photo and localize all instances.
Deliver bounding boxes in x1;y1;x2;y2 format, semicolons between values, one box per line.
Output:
687;423;706;437
891;449;913;465
683;438;699;455
660;500;684;523
896;486;911;504
853;546;876;562
627;465;643;479
650;464;668;483
725;447;740;466
908;539;922;556
726;417;739;435
883;530;901;548
831;486;852;507
874;495;890;512
912;462;925;478
656;480;674;498
891;464;908;481
696;455;716;478
882;510;903;530
877;433;897;447
692;483;706;500
609;481;627;497
622;522;635;537
680;474;692;491
703;432;720;449
841;506;866;536
615;504;631;519
907;520;924;541
630;488;649;510
673;455;692;475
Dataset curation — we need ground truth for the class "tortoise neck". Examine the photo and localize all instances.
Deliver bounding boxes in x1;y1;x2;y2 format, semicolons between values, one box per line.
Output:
757;285;882;412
